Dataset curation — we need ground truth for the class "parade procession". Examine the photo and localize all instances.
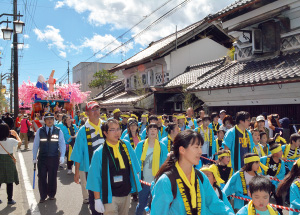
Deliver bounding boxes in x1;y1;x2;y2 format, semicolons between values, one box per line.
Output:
1;0;300;215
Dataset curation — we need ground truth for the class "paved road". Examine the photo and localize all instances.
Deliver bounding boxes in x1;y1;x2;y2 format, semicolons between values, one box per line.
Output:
0;141;137;215
0;140;290;215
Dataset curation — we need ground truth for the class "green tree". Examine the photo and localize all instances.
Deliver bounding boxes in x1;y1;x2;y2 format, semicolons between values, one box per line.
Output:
183;92;203;111
0;84;8;111
88;69;117;89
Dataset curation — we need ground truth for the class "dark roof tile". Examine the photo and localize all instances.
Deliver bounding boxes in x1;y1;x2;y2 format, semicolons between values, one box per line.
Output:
188;51;300;90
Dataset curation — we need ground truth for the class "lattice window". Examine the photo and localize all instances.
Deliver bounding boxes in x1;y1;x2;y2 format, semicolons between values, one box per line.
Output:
126;77;131;88
142;74;147;85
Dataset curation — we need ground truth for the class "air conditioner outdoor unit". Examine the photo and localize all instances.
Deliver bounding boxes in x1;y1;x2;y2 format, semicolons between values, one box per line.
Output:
252;28;262;53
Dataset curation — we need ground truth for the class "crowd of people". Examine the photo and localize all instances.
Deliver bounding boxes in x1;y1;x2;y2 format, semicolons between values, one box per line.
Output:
0;103;300;215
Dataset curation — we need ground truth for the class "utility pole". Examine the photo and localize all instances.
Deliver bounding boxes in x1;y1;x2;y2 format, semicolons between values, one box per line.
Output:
13;0;18;119
67;61;70;84
10;48;13;113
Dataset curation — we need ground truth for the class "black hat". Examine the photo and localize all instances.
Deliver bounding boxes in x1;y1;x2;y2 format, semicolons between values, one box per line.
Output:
44;112;54;119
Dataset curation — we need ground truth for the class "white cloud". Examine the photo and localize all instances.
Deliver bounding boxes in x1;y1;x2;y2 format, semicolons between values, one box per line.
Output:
23;34;30;39
55;0;236;47
59;50;66;58
34;25;66;57
0;46;3;51
55;1;65;9
81;34;132;57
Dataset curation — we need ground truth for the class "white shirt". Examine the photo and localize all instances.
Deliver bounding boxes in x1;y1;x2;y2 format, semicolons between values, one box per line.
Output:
0;138;19;154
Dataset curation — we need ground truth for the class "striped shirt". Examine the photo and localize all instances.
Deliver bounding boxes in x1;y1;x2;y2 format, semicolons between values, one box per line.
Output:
85;121;105;148
287;148;300;158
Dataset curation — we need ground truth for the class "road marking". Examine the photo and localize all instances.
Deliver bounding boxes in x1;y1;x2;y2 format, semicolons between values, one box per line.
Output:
18;151;41;215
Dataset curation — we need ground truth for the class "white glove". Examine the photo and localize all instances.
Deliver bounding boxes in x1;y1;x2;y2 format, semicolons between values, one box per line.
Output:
95;199;105;213
59;157;65;165
33;159;37;164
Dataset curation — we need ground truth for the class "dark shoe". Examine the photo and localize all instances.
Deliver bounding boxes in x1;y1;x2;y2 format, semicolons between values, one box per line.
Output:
0;199;2;204
49;197;55;200
39;199;46;203
59;165;64;170
7;200;16;205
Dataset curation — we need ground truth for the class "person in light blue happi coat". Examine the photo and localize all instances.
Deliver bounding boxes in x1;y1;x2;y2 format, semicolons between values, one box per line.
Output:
134;123;168;215
276;158;300;215
151;130;234;215
223;153;264;210
223;111;255;173
86;119;142;215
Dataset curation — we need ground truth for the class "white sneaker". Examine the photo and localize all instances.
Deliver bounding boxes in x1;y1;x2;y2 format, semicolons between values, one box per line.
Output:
67;170;72;175
83;199;89;204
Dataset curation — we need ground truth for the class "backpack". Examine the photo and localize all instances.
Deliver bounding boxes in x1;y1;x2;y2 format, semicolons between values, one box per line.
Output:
149;167;204;208
165;168;204;201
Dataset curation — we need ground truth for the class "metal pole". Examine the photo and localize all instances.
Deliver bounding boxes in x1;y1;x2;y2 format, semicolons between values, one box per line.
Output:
13;0;18;118
10;48;13;113
67;61;70;84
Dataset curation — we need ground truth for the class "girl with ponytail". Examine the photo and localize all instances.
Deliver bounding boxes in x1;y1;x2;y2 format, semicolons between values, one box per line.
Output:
276;158;300;215
223;153;268;211
151;130;234;215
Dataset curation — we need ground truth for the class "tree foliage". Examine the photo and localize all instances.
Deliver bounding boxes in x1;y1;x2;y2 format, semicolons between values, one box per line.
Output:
183;92;203;111
88;69;117;89
0;84;8;111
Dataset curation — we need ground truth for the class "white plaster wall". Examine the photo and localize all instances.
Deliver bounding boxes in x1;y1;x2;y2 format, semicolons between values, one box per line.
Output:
193;82;300;106
72;62;118;98
168;38;229;79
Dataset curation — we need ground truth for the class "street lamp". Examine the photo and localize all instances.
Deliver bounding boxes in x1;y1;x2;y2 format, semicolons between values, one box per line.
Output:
1;18;13;40
0;12;24;40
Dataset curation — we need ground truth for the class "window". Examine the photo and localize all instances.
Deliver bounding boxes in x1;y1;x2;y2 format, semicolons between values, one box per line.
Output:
174;102;182;111
142;74;147;85
126;77;131;88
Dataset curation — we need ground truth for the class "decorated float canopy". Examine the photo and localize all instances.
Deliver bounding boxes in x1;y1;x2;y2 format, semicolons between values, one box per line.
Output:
19;70;91;112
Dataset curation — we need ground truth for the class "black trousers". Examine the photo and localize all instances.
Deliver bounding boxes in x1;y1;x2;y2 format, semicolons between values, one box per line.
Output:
271;184;283;215
0;183;13;201
86;172;102;215
37;156;59;200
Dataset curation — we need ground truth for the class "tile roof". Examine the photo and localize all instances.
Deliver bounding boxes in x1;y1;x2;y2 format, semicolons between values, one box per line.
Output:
93;79;125;101
99;91;153;105
110;19;207;71
188;51;300;91
208;0;257;20
164;57;226;88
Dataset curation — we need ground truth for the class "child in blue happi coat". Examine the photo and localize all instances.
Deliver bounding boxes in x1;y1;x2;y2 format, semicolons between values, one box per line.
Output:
237;175;279;215
223;153;268;211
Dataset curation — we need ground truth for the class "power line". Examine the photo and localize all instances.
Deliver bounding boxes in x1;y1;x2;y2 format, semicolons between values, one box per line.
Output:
78;0;194;71
83;0;175;62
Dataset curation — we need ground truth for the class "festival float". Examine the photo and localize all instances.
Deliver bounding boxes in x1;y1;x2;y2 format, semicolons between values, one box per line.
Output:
19;70;90;131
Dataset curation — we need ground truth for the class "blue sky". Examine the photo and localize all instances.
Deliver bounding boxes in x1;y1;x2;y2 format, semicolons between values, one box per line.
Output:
0;0;235;91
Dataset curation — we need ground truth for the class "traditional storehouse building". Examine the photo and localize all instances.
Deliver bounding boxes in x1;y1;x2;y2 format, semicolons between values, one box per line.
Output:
185;0;300;123
103;17;233;113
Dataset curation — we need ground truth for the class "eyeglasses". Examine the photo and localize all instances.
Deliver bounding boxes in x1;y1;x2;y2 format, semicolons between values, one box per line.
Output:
108;128;121;132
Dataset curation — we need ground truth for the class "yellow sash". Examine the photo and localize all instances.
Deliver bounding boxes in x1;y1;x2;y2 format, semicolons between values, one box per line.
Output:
87;119;103;136
106;141;125;169
247;200;278;215
141;138;161;176
175;162;197;208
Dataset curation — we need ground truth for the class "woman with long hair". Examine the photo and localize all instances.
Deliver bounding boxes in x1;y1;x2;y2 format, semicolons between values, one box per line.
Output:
277;158;300;215
61;115;78;174
151;130;234;215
